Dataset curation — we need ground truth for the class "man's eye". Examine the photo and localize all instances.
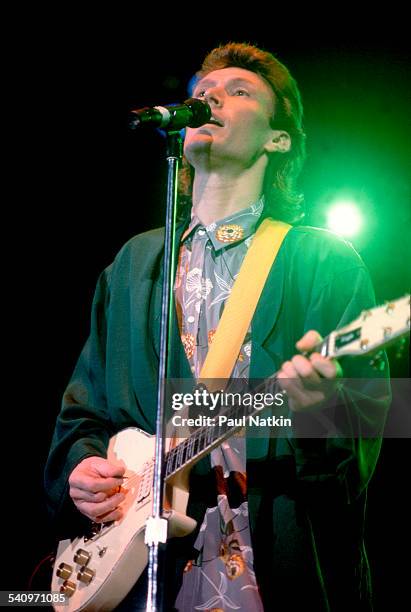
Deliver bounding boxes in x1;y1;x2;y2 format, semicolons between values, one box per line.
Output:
233;89;249;96
195;90;206;98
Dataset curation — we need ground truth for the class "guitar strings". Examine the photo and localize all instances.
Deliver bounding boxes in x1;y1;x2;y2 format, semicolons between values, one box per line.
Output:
118;361;307;487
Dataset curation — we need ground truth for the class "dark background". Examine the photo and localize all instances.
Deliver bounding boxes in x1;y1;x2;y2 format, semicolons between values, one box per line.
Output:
6;11;410;611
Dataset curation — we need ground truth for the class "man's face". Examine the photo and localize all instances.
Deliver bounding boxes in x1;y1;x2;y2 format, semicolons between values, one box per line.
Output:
184;67;278;171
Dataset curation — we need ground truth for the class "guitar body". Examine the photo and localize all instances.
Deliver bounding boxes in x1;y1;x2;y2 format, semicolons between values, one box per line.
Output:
51;428;196;611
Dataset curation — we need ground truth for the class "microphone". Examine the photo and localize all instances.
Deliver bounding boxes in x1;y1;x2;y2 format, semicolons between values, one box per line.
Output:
129;97;211;131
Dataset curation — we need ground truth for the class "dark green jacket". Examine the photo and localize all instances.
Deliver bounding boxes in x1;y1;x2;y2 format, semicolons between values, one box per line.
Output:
45;223;389;611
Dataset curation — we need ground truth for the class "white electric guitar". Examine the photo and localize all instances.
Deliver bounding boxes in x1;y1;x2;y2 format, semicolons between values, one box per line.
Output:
51;295;410;611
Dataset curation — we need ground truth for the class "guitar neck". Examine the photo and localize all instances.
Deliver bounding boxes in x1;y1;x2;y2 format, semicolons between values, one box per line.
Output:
164;294;410;479
164;334;333;480
164;375;281;480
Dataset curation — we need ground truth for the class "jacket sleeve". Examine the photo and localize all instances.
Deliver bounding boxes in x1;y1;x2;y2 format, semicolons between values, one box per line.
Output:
44;266;114;534
290;262;391;506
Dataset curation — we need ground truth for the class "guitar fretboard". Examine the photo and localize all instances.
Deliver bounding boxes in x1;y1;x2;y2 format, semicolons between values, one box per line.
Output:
163;378;265;478
163;333;333;480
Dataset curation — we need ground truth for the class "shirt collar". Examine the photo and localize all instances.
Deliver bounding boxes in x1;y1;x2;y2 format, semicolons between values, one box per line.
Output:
181;196;264;251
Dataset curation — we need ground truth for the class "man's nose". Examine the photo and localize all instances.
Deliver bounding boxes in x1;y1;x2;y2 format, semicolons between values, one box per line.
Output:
205;88;224;107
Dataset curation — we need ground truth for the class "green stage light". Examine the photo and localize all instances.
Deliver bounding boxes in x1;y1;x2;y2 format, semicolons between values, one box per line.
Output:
326;200;364;237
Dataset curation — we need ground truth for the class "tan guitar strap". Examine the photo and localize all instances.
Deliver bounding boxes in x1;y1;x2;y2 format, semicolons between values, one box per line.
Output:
199;218;291;389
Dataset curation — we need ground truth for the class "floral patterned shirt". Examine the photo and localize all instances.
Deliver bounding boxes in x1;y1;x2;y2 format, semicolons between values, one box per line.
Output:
173;199;265;611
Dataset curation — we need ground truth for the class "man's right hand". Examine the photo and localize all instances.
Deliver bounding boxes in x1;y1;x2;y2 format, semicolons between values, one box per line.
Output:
68;456;126;523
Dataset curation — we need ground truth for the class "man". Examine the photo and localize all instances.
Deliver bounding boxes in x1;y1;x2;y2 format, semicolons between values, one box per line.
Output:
45;43;389;610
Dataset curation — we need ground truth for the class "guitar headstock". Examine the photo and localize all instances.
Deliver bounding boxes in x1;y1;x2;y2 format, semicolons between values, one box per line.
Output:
327;295;410;359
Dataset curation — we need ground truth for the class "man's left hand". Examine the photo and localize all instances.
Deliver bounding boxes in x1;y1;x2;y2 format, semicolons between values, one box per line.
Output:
277;330;342;412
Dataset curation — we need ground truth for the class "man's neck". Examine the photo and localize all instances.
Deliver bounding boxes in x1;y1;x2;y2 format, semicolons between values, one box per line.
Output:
191;165;265;226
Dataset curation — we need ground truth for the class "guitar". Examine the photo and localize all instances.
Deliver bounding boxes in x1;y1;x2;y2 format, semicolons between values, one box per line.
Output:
51;295;410;611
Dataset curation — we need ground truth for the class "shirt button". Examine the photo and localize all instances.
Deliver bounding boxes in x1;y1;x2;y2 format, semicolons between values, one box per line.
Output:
191;365;195;372
187;315;195;323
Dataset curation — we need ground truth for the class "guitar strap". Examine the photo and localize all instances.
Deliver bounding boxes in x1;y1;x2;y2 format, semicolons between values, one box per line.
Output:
198;218;291;389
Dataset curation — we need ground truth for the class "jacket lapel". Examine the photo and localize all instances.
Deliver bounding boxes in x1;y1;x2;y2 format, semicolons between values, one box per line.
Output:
247;241;287;461
151;220;193;380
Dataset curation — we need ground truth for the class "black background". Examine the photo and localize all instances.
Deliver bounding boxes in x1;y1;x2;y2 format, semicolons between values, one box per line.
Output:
5;10;410;610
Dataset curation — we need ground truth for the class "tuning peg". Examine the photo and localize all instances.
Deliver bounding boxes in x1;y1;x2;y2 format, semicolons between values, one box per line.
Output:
360;339;369;350
385;302;395;314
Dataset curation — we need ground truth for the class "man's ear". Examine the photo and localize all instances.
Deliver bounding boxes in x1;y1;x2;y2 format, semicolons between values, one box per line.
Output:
265;130;291;154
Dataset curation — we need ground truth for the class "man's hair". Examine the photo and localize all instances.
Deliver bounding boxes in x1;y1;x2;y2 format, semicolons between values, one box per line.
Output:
178;42;306;224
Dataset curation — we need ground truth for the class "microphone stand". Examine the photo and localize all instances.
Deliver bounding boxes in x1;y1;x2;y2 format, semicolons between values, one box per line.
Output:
145;130;183;612
129;97;209;611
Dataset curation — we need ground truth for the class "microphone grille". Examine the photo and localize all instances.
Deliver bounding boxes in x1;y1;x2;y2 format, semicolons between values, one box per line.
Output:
184;98;211;128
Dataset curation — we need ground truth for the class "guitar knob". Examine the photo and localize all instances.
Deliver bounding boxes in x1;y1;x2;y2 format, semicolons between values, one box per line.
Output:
77;566;95;585
383;326;392;338
360;339;369;350
56;562;73;580
74;549;91;565
60;580;76;597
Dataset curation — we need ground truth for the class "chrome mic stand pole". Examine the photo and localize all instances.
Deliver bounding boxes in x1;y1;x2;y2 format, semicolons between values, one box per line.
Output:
129;98;210;611
144;130;182;612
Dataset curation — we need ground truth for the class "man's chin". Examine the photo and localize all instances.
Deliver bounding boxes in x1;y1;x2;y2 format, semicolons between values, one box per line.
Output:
184;136;214;161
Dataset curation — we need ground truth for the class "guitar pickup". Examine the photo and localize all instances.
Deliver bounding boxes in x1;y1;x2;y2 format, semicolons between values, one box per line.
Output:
136;460;154;503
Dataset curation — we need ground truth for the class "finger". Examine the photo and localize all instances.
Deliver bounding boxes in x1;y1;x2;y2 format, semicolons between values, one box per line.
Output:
70;474;124;494
77;504;124;523
92;459;126;479
280;360;298;378
310;355;340;379
277;361;304;398
291;355;322;383
276;370;291;395
95;507;124;523
76;491;125;520
69;487;107;503
295;330;323;352
70;487;106;503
